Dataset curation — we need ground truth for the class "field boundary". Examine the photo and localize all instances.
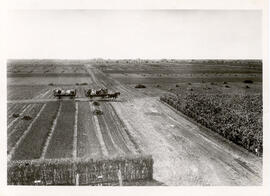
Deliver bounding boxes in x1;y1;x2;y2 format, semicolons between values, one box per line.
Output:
7;156;153;185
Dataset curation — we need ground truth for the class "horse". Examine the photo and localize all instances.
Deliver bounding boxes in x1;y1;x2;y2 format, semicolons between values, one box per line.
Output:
108;92;120;99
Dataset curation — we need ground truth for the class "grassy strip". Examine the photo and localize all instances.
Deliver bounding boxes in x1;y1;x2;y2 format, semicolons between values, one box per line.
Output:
7;155;153;185
45;101;75;159
160;92;262;155
12;102;60;160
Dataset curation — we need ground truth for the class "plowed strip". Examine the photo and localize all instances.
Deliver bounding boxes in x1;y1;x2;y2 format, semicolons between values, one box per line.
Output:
77;102;103;158
12;102;60;160
45;101;75;159
88;103;108;157
94;107;118;156
100;103;131;154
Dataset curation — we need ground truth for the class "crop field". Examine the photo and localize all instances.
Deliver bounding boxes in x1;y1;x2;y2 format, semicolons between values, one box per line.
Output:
7;59;263;186
160;93;262;155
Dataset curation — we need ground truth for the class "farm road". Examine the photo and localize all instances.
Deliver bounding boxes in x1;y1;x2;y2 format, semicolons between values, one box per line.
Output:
7;98;122;104
112;97;262;185
85;64;262;185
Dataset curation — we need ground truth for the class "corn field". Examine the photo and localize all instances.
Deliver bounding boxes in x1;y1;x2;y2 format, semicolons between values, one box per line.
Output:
7;156;153;185
160;92;262;156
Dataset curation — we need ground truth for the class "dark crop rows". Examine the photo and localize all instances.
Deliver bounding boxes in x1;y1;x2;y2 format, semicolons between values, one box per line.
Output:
160;92;262;155
45;101;75;159
7;104;44;154
12;102;60;160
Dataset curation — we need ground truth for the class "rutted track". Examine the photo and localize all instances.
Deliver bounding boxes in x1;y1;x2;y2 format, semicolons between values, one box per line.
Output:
77;102;103;158
111;96;262;185
85;64;262;185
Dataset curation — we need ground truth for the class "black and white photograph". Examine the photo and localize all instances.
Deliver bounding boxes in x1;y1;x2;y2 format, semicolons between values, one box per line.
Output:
1;0;270;195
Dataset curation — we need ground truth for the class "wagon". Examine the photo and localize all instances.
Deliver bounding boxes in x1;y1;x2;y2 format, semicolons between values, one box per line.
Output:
53;88;76;99
85;88;120;99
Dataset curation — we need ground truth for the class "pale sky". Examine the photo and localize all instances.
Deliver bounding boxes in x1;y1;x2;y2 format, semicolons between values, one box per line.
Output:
7;10;262;59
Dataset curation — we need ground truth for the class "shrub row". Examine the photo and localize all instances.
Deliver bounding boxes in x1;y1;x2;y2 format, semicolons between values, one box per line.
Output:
7;156;153;185
160;92;262;155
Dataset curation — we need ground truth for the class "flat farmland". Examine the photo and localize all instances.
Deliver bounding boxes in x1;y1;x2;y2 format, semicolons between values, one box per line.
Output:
7;59;263;185
8;76;93;86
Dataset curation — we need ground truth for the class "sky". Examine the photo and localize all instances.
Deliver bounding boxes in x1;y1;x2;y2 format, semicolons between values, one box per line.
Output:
7;10;262;59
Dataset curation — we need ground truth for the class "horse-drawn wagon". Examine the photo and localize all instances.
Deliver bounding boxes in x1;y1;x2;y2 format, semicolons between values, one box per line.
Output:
85;88;120;99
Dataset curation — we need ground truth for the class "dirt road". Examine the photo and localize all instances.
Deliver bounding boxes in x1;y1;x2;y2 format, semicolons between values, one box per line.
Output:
84;64;262;185
112;97;262;185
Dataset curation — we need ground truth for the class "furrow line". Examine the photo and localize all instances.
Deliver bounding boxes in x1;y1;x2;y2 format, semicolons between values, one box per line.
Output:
100;112;125;155
40;102;62;159
106;103;134;153
89;102;108;157
8;104;46;162
38;89;51;99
